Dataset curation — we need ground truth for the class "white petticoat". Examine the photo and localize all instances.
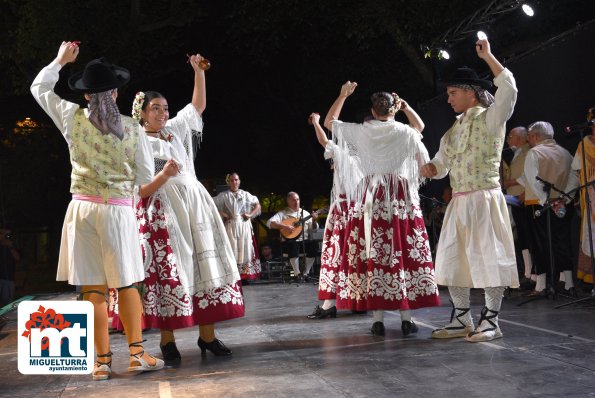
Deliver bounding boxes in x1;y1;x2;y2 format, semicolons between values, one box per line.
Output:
57;200;145;288
435;189;519;288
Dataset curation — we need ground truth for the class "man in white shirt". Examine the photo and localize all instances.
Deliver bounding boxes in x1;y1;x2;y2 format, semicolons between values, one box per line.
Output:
267;192;319;282
420;38;519;342
522;121;574;296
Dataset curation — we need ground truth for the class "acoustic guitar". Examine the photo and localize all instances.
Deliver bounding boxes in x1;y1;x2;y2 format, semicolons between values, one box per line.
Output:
279;208;328;240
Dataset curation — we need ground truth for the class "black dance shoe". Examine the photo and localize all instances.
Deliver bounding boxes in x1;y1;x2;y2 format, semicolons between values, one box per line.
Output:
160;342;181;362
197;337;232;356
307;305;337;319
371;321;385;336
560;287;578;298
519;277;536;291
401;321;418;337
525;289;547;297
307;305;322;318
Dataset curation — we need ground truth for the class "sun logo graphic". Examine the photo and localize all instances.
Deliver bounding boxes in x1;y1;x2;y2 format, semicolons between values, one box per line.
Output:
18;301;94;375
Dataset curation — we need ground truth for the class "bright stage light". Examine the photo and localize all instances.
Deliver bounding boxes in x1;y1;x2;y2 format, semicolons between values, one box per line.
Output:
477;31;488;40
439;50;450;60
522;4;535;16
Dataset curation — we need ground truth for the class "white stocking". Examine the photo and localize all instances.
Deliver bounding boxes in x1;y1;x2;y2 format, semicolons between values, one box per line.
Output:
535;273;547;292
522;249;533;278
477;286;506;332
564;270;574;289
373;310;384;323
304;257;315;276
322;299;336;310
289;257;300;276
446;286;473;327
400;310;411;322
484;287;505;313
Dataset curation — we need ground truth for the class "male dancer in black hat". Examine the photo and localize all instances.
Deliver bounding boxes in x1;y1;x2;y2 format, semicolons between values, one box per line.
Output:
31;42;164;379
420;38;519;342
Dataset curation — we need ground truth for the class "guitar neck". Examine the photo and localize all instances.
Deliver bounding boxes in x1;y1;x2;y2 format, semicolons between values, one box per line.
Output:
298;215;313;224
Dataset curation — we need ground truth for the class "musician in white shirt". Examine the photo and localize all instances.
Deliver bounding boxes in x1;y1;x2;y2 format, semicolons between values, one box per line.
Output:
267;192;320;281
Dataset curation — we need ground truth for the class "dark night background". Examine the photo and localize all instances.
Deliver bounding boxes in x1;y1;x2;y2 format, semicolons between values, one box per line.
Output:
0;0;594;283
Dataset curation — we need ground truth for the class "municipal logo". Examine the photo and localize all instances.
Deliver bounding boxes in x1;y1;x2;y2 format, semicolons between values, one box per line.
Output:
18;301;94;375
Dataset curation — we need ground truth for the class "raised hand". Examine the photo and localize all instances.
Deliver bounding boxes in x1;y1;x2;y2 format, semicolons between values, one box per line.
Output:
187;53;209;72
308;112;320;125
56;41;79;66
340;81;358;98
475;39;492;60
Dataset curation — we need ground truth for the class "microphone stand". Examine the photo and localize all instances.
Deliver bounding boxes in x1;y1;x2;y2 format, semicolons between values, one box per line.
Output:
556;128;595;309
299;208;307;284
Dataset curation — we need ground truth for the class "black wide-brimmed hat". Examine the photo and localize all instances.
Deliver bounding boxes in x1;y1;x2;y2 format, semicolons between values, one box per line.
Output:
68;57;130;93
439;66;492;90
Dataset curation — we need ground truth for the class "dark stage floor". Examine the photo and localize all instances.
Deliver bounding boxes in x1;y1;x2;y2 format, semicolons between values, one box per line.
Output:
1;282;595;397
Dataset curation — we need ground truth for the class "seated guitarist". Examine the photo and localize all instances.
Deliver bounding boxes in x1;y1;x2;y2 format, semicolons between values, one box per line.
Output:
266;191;320;282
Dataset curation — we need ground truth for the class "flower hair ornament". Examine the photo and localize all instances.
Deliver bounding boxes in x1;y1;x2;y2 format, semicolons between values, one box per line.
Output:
131;91;145;120
388;92;401;115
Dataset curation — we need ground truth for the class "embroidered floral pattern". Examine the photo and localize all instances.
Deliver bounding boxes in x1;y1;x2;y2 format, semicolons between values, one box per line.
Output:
335;181;439;310
70;110;137;197
109;198;244;329
318;200;348;299
442;107;505;192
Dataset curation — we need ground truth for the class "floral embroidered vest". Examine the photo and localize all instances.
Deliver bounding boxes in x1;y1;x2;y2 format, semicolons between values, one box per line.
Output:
69;109;139;199
442;106;505;192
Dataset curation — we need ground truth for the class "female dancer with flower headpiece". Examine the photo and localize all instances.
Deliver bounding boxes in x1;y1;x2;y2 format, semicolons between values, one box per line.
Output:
213;173;262;283
323;82;440;336
113;53;244;361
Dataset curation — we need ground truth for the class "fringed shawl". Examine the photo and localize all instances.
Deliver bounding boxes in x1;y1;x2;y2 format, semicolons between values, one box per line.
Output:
324;140;364;205
332;119;429;206
164;103;204;178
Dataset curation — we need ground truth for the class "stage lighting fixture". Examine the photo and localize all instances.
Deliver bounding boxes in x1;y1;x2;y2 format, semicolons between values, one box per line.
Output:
439;50;450;60
522;4;535;16
477;31;488;40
